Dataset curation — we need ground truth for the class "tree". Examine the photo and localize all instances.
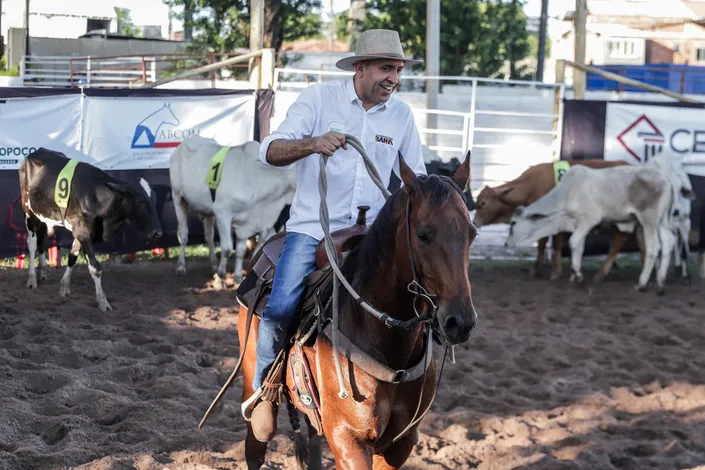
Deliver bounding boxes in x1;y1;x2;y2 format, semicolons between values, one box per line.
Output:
357;0;532;79
115;7;142;37
163;0;322;53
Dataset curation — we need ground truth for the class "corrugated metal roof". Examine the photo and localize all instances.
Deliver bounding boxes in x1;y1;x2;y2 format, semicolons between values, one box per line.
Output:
567;0;699;20
14;0;118;19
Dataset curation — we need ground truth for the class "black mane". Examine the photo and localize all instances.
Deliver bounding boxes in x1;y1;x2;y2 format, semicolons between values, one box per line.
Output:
341;174;454;292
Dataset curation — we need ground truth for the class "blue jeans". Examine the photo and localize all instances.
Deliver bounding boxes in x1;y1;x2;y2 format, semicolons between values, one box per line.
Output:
253;231;319;391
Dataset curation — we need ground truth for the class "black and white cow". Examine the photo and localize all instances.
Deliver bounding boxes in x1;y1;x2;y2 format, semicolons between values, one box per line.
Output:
19;148;162;311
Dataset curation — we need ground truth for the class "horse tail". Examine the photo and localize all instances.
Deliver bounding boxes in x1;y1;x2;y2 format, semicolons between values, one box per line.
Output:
287;399;309;469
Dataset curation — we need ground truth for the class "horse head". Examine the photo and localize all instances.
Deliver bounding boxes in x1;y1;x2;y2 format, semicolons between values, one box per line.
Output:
396;150;478;345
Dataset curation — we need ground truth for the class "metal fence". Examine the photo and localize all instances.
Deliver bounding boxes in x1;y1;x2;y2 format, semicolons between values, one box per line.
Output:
20;52;252;88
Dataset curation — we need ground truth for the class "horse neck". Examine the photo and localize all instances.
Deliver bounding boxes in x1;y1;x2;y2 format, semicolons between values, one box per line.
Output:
338;211;427;370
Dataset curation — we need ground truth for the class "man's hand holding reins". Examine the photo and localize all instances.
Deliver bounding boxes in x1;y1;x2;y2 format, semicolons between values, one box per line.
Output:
265;131;348;167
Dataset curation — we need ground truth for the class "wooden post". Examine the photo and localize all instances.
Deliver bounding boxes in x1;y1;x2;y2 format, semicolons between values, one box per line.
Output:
249;0;264;89
24;0;30;57
552;59;566;160
426;0;440;147
261;48;275;88
573;0;587;99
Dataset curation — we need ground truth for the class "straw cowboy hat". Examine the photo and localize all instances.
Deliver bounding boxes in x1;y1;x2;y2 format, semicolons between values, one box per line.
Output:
335;29;423;71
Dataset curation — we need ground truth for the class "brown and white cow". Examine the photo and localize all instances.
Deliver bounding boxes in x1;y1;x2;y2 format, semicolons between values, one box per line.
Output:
473;159;631;280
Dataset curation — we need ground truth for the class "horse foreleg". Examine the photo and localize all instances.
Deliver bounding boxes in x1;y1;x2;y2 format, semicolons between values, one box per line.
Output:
214;213;232;289
202;214;217;272
329;438;373;470
373;431;418;470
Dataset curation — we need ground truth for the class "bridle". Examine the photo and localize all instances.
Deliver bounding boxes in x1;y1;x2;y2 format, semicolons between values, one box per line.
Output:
403;174;471;330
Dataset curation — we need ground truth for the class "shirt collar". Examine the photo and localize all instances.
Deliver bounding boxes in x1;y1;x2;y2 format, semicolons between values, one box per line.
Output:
346;78;388;112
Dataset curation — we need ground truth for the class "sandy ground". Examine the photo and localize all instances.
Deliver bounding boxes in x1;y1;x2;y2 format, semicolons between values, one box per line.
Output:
1;256;704;470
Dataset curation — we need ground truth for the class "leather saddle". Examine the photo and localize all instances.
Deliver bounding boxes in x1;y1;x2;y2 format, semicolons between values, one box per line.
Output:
235;206;370;324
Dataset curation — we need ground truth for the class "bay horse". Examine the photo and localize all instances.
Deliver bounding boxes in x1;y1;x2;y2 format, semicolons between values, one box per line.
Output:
237;154;478;469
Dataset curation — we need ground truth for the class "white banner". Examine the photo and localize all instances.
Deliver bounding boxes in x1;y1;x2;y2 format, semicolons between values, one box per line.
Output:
0;95;82;170
81;93;256;170
604;102;705;176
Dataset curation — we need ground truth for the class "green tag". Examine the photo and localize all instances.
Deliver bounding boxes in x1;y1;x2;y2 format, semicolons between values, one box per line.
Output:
553;160;571;184
54;159;80;209
206;146;230;190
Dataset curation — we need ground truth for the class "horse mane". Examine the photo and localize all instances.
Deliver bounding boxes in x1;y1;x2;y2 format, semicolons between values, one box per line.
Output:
341;174;454;293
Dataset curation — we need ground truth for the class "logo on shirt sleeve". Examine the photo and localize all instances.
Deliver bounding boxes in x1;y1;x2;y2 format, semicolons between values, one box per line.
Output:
375;134;394;145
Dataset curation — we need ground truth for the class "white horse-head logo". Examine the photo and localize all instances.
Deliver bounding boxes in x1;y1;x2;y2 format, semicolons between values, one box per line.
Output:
131;103;181;149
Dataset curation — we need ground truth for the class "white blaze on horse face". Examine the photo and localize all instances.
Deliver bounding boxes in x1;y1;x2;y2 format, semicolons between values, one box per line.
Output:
140;178;152;198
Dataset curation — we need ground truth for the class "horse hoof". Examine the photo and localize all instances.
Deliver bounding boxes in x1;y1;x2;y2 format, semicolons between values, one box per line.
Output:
634;284;648;292
59;287;71;297
550;272;561;281
39;272;47;282
569;273;583;284
212;275;224;290
98;301;113;312
26;278;37;289
175;265;187;276
657;287;666;296
593;272;605;283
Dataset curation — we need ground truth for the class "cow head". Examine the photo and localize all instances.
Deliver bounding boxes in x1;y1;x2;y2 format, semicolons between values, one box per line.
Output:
106;178;163;240
473;186;514;227
504;204;575;249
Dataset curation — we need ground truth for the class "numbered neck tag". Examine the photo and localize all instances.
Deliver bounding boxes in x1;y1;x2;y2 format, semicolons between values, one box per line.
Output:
206;146;230;202
55;159;80;222
553;160;571;185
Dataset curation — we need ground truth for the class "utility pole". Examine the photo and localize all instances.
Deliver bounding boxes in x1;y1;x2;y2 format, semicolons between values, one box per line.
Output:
426;0;440;148
249;0;264;88
536;0;548;82
24;0;30;58
0;0;4;60
328;0;335;67
167;4;173;40
573;0;587;98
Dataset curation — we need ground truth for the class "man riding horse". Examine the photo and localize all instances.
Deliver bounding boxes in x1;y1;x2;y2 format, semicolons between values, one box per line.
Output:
250;29;428;442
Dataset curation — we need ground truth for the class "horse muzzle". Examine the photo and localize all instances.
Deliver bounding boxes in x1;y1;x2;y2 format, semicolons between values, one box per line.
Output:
437;301;478;345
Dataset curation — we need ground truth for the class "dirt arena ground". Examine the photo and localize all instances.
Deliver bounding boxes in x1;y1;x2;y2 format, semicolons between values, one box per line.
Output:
1;255;704;470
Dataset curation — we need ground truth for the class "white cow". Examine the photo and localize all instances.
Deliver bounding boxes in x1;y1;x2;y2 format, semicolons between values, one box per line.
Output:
505;155;695;293
169;135;296;284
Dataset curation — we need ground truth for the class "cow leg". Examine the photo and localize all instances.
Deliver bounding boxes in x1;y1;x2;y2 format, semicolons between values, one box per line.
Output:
568;228;590;284
233;236;248;285
59;239;83;297
635;225;659;292
595;229;628;282
174;193;189;276
36;222;49;282
532;237;547;277
214;214;233;289
550;233;564;281
655;225;675;295
25;217;40;289
76;233;112;312
202;215;218;272
680;228;691;279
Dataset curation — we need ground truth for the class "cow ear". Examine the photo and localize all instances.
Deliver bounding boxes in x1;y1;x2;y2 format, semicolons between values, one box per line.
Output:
452;151;471;190
398;151;419;191
104;180;130;193
682;187;696;200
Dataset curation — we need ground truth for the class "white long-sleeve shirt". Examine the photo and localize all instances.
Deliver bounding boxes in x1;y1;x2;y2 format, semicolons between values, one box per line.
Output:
259;78;427;241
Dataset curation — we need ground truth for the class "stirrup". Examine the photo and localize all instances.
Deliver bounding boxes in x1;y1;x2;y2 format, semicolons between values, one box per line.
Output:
241;386;264;422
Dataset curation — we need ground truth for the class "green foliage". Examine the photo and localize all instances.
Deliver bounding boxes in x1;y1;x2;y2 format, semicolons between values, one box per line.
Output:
163;0;322;56
115;7;142;37
358;0;532;79
0;56;20;77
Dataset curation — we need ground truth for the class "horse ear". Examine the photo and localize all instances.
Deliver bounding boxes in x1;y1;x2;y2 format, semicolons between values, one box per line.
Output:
452;150;471;190
398;151;419;191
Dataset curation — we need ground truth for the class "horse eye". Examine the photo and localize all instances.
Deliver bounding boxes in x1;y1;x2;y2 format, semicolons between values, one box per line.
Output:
416;230;432;244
